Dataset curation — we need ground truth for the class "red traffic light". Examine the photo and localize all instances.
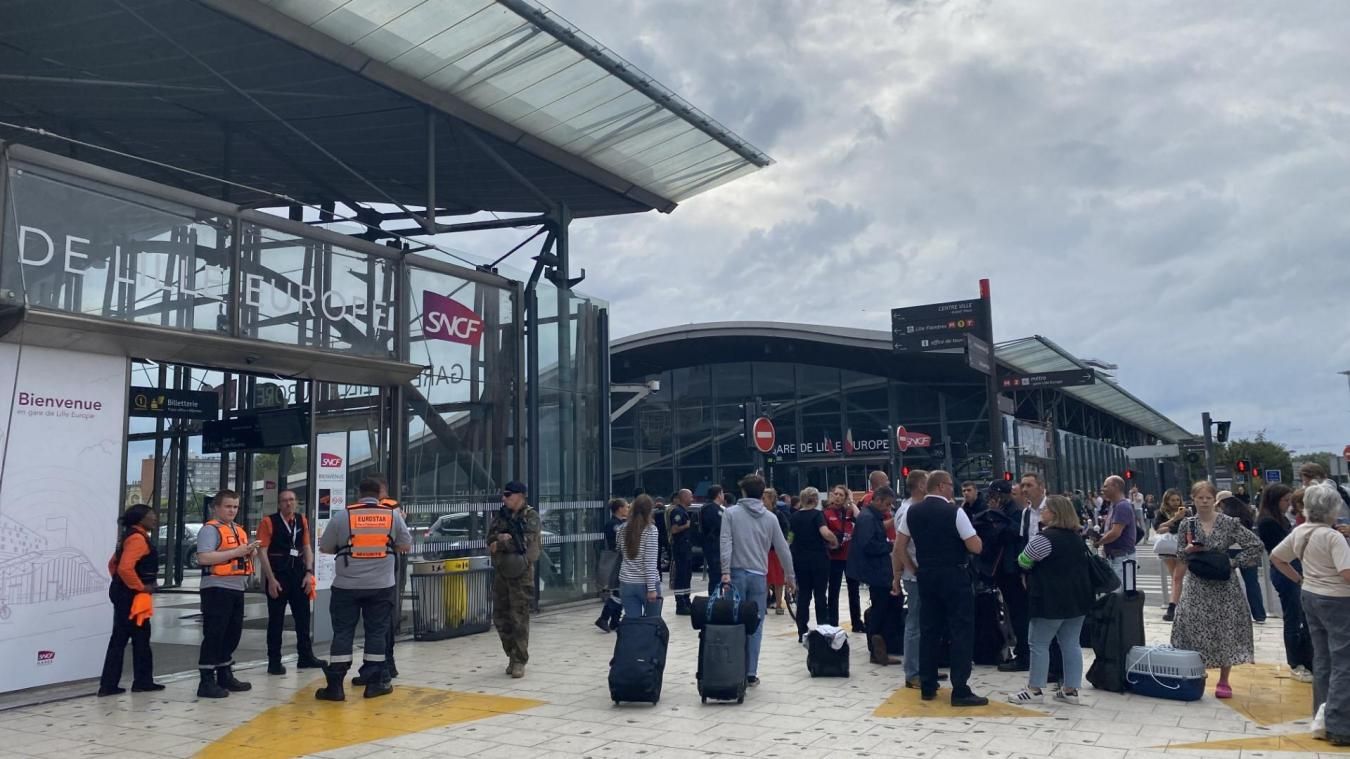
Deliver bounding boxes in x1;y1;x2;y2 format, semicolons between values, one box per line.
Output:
900;466;912;478
1123;469;1135;480
1003;471;1014;482
1235;459;1250;474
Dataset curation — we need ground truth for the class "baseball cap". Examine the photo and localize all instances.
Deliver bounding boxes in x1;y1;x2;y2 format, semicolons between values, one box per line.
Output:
503;481;528;496
987;480;1013;496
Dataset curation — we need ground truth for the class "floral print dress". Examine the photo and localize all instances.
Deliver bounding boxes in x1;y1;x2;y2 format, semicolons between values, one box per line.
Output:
1170;513;1264;667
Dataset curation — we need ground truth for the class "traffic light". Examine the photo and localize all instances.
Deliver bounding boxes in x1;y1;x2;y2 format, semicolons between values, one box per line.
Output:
900;466;912;479
1003;471;1014;482
1123;469;1135;480
738;399;760;447
1235;459;1251;475
1215;421;1231;444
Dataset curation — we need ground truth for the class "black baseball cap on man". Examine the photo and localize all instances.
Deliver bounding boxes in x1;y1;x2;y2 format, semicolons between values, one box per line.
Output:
987;480;1013;496
503;481;528;496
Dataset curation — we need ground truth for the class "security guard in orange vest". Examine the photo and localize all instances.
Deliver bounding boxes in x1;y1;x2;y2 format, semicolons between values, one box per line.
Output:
195;489;259;698
351;481;404;687
316;477;412;700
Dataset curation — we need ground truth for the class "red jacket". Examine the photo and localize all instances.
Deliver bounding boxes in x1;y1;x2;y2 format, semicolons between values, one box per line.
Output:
824;507;855;560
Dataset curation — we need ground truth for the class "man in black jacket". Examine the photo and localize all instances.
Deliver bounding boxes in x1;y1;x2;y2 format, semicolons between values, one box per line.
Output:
700;486;727;594
848;486;900;666
986;479;1030;672
896;471;988;707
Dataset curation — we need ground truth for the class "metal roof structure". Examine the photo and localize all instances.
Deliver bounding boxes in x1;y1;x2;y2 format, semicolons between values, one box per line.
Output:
0;0;771;218
612;322;1195;443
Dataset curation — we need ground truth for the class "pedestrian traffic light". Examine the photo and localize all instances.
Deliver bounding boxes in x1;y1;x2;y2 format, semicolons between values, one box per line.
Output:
1215;420;1231;444
1003;471;1014;482
1235;459;1250;474
1123;469;1135;480
900;466;912;478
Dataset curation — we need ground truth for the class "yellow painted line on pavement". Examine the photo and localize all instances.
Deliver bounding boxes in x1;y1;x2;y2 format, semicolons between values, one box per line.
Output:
1212;662;1313;726
195;682;544;759
1169;734;1350;753
872;685;1043;719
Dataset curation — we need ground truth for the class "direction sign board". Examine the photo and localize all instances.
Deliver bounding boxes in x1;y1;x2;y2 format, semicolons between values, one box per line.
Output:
891;299;980;352
965;334;993;376
128;386;219;420
1264;469;1282;484
999;369;1096;390
1127;444;1180;460
752;416;776;454
1179;440;1207;452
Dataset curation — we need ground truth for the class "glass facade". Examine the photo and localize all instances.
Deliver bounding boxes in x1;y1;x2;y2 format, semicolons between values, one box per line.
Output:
1;146;610;605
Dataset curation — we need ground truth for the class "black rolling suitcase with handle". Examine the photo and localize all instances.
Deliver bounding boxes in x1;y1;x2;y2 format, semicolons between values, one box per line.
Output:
1086;557;1145;693
609;616;669;705
806;629;850;677
696;586;754;703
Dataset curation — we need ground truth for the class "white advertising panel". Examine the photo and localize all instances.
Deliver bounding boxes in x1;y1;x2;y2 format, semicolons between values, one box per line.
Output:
0;345;128;693
313;432;348;592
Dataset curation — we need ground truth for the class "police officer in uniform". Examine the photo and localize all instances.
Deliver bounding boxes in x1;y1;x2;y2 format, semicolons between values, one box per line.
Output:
316;478;412;700
257;489;325;675
195;490;258;699
668;488;694;615
489;481;541;679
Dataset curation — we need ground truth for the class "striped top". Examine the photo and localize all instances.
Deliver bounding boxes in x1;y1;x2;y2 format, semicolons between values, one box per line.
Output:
619;522;660;592
1017;534;1054;569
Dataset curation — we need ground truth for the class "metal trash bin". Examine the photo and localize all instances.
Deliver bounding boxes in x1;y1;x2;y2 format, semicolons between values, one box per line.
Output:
411;556;494;641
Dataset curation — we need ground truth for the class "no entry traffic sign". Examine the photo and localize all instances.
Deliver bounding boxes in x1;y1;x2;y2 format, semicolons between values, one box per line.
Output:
752;416;776;454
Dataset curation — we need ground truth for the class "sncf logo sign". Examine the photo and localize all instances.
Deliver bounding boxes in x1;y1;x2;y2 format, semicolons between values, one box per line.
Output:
320;453;343;468
422;291;484;346
37;650;55;664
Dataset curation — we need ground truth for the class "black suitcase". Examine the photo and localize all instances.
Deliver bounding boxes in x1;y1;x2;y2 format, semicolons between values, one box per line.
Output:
863;594;905;655
806;629;850;677
698;623;747;703
1086;559;1145;693
974;589;1010;665
690;594;760;633
609;616;669;704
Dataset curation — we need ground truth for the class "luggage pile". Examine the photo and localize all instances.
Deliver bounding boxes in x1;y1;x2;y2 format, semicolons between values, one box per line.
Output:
691;587;759;704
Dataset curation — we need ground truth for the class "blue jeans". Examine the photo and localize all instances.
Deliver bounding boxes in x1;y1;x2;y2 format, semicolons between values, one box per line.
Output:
730;569;768;677
1028;616;1085;690
1240;566;1267;622
1272;562;1305;668
903;578;921;680
620;582;662;619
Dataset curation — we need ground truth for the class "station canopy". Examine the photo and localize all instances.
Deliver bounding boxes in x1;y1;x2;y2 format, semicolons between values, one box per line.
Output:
0;0;772;217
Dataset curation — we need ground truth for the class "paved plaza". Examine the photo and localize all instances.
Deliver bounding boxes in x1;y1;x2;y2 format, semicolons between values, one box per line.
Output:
0;548;1341;759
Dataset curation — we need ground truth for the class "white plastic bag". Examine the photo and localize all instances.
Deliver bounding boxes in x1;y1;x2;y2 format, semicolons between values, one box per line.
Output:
1152;533;1179;556
1313;703;1327;739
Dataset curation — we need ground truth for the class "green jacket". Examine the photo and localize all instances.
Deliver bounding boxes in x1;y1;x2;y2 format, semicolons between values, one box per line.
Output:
488;505;541;578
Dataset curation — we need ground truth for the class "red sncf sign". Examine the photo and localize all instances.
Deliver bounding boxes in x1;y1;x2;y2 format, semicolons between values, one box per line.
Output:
422;291;484;346
320;453;343;468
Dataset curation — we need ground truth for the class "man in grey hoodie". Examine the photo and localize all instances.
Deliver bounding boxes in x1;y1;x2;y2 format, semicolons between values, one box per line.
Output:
720;473;795;686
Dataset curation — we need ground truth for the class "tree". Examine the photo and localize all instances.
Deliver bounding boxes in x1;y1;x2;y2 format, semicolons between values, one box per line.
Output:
1219;433;1294;488
1293;451;1336;466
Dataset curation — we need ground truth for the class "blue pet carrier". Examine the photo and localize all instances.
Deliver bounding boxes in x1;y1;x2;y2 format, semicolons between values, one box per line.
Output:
1124;645;1207;701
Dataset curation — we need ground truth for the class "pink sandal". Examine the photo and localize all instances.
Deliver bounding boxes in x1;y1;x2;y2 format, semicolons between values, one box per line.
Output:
1215;683;1233;699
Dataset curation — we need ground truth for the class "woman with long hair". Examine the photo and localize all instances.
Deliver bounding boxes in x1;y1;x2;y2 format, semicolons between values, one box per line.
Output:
789;487;839;641
1007;496;1094;706
1154;489;1188;621
1170;481;1264;699
1221;494;1267;624
824;484;863;630
98;504;163;696
763;488;789;615
617;495;662;618
1256;483;1310;680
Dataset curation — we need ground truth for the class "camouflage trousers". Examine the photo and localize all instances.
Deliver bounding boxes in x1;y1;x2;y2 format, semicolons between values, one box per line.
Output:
492;573;532;664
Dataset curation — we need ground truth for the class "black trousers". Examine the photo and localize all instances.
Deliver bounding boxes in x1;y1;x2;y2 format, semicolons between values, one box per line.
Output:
866;583;896;651
266;567;315;661
328;585;393;676
996;571;1030;664
793;554;830;638
705;557;722;595
918;566;975;696
672;544;693;610
100;586;153;689
199;587;245;670
828;559;863;628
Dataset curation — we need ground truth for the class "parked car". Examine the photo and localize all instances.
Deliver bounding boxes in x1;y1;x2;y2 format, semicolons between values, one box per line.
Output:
158;522;202;570
416;512;560;576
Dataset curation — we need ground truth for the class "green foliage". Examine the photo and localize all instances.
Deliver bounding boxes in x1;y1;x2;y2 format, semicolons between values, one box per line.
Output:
1219;433;1294;486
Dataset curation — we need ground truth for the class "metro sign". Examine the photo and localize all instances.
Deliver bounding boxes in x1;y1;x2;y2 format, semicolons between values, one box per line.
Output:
896;426;933;452
422;291;485;346
320;453;344;468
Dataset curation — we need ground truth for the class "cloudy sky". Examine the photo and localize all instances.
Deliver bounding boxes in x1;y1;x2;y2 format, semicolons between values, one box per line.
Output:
452;0;1350;454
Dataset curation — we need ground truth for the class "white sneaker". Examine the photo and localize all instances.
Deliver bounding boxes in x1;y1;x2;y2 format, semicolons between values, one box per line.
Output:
1292;666;1314;683
1007;689;1045;704
1313;703;1327;738
1054;690;1082;705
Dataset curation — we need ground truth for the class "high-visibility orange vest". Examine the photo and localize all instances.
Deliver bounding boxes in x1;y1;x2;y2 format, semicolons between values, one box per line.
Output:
377;498;400;511
203;520;253;577
340;505;395;560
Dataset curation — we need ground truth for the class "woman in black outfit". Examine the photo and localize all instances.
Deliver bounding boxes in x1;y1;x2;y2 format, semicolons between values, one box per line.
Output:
789;487;838;641
1255;484;1310;680
594;498;629;632
98;504;163;696
1221;495;1267;624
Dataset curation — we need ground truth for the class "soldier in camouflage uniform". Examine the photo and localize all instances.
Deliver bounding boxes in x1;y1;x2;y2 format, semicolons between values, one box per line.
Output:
488;481;541;678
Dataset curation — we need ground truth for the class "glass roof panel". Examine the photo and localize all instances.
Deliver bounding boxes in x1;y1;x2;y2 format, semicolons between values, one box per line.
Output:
259;0;771;204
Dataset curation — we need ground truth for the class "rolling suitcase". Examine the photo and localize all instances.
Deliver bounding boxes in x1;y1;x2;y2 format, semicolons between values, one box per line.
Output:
1086;558;1145;693
806;629;850;677
609;616;669;704
698;623;747;703
974;588;1009;665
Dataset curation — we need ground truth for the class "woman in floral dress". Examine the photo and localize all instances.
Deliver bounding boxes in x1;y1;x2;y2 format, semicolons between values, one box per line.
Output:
1171;480;1265;698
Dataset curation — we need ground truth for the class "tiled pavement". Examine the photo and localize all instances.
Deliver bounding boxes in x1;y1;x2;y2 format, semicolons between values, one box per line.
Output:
0;559;1342;759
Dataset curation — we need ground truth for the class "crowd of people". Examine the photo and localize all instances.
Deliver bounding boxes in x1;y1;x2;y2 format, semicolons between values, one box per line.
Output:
596;462;1350;730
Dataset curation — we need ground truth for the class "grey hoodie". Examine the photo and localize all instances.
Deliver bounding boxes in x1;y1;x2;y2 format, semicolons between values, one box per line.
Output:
720;497;795;579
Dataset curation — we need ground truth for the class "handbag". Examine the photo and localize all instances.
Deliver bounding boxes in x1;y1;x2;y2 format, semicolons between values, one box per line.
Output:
1085;546;1122;594
1186;550;1232;581
597;549;621;590
1152;533;1179;556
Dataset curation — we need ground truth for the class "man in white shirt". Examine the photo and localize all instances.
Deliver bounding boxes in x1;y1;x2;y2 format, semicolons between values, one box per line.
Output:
893;469;928;687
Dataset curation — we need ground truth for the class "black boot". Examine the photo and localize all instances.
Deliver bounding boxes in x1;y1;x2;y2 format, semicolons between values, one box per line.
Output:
296;653;327;669
197;670;228;699
216;666;252;692
1163;603;1176;622
364;669;393;699
268;658;286;676
315;665;346;702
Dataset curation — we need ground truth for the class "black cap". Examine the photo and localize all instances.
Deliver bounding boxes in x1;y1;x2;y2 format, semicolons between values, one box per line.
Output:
503;481;528;496
987;480;1013;496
